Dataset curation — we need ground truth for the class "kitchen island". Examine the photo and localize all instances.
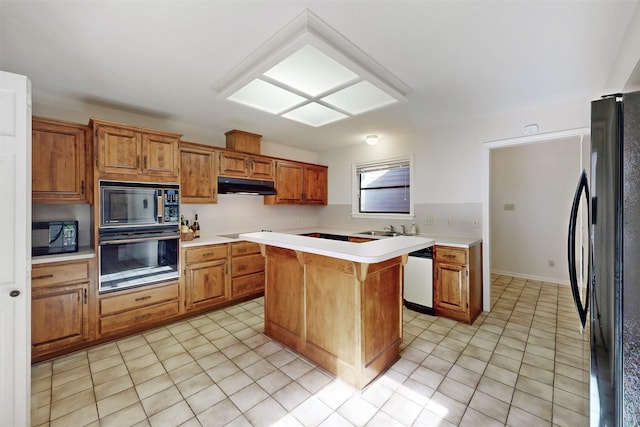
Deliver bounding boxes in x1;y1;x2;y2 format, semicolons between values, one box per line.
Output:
239;231;433;389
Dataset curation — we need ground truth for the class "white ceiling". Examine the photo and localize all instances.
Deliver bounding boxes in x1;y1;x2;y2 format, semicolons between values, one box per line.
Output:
1;1;638;151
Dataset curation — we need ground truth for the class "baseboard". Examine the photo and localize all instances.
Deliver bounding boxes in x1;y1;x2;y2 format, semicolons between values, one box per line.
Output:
491;269;572;287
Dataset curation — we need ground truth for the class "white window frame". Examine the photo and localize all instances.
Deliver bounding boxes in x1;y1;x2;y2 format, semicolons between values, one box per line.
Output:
351;155;415;220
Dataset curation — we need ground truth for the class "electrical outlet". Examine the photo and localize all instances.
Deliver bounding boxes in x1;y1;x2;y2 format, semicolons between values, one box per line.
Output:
447;218;453;227
424;217;433;226
548;260;555;267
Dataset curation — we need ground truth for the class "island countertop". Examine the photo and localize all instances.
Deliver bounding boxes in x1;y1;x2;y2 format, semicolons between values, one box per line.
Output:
239;231;434;263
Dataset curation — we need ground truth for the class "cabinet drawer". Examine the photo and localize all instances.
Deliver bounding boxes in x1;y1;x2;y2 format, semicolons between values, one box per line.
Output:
32;261;90;288
185;245;228;264
99;300;180;336
232;253;265;277
435;247;467;264
232;272;265;297
99;283;179;316
231;242;261;257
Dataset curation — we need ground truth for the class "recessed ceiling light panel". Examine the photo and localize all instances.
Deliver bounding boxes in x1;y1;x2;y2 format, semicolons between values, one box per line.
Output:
322;81;397;115
282;102;348;127
227;79;306;114
215;10;410;127
264;45;358;97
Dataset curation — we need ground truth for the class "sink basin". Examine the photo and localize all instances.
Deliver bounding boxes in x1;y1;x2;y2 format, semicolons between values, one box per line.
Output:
357;230;400;237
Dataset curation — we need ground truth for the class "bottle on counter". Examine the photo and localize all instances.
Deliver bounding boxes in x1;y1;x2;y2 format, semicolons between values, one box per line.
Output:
193;214;201;238
411;222;417;235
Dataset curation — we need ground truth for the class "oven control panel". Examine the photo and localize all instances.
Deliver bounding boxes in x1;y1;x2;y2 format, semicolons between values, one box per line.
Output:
164;189;180;224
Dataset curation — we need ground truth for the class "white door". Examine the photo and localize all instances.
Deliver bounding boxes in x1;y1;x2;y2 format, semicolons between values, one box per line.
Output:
0;71;32;427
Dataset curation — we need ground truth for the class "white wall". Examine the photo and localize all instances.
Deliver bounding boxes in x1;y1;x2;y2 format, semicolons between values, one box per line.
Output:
490;137;583;284
318;97;592;238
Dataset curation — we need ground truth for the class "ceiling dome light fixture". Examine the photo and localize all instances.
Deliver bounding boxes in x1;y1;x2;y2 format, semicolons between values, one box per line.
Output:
365;135;378;145
523;123;539;134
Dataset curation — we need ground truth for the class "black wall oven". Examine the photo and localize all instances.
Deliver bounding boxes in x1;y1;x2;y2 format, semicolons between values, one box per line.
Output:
98;181;180;293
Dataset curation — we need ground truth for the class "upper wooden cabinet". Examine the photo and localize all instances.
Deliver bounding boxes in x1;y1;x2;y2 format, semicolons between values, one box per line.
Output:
180;141;217;204
219;151;274;180
91;119;181;182
264;160;328;205
32;117;91;203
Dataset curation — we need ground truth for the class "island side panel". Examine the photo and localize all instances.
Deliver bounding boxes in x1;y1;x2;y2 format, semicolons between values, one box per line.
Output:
264;246;304;352
304;254;360;386
361;257;403;384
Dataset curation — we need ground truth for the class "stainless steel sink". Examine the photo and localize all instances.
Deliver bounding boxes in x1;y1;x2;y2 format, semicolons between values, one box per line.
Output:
357;230;400;237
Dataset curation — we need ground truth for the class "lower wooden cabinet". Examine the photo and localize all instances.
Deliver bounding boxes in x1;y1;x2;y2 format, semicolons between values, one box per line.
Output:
433;244;483;324
230;242;265;297
31;259;94;361
183;244;230;312
98;281;180;337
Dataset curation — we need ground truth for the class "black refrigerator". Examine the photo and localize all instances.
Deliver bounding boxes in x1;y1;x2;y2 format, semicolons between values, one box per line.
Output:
568;91;640;426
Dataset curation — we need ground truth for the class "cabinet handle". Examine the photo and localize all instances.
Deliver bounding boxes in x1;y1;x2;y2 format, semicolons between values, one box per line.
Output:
238;265;248;272
144;156;148;169
135;314;152;321
201;252;214;258
135;295;152;302
32;274;54;280
83;288;87;304
81;180;85;195
137;155;140;168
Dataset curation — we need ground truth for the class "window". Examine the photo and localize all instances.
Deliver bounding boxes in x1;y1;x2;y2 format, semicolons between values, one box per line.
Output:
352;157;413;219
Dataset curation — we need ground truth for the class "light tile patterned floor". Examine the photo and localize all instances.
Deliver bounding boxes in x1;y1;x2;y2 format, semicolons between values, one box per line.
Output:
31;275;590;426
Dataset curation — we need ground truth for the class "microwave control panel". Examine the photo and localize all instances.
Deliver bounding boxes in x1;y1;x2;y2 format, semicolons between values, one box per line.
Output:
164;189;180;224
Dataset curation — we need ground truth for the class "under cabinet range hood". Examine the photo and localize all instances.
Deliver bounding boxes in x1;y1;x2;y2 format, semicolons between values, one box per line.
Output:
217;177;277;195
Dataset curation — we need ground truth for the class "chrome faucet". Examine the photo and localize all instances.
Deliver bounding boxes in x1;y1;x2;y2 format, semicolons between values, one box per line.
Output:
384;225;395;233
400;225;407;235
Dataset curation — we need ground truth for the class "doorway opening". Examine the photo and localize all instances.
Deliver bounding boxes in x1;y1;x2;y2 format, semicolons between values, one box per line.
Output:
481;127;590;312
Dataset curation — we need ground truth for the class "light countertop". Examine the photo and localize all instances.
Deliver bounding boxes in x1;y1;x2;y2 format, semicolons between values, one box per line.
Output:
182;227;481;250
239;231;434;264
32;247;95;265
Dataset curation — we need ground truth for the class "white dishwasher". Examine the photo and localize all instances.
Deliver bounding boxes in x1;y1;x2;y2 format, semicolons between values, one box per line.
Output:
404;246;434;314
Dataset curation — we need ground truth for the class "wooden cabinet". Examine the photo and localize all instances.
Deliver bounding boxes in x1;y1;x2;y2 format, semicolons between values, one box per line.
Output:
183;244;229;312
32;117;91;203
98;282;180;337
433;244;483;324
91;119;181;181
180;141;217;204
31;259;94;361
230;242;265;297
262;246;403;390
219;151;274;180
264;161;328;205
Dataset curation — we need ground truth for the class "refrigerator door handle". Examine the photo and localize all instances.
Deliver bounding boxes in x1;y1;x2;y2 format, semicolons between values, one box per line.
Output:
567;169;590;330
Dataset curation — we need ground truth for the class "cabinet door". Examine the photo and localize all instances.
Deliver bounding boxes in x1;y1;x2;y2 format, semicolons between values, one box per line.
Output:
180;146;217;203
96;125;141;175
142;133;179;178
274;161;303;203
32;119;88;203
248;157;274;180
31;283;89;355
219;152;249;177
303;165;328;204
434;263;467;314
185;259;228;311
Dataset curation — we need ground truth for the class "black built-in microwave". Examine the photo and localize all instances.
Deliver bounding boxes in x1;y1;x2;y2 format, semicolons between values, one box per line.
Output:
99;180;179;228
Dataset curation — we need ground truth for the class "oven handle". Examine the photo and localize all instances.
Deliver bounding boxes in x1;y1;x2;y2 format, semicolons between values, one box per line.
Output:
100;235;179;245
157;194;163;221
